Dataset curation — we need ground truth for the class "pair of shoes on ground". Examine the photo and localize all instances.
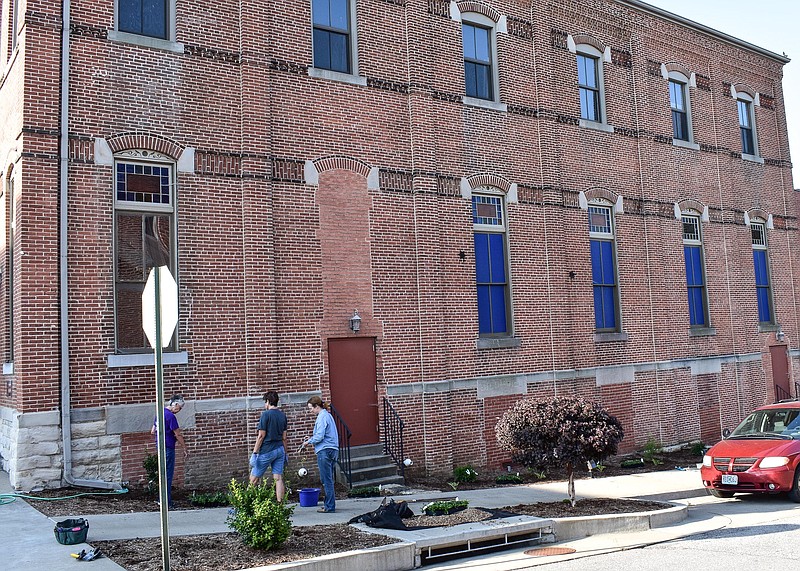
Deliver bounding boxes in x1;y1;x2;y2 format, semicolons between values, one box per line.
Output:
317;507;334;513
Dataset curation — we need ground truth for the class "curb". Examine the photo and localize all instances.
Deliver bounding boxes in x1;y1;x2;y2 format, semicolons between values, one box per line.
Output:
247;501;688;571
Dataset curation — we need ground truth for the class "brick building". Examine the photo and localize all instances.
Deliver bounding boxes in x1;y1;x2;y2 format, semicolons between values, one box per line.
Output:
0;0;796;490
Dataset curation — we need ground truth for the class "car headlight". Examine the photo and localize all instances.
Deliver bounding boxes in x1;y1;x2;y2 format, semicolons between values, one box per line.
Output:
759;456;789;469
702;455;712;467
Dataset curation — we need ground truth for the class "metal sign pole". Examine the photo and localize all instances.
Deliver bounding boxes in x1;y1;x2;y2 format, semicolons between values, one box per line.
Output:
153;266;171;571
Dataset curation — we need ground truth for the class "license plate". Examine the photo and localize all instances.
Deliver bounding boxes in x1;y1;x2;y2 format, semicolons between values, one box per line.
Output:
721;474;738;485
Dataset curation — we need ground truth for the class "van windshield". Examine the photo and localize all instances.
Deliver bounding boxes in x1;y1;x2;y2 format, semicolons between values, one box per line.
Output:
729;408;800;439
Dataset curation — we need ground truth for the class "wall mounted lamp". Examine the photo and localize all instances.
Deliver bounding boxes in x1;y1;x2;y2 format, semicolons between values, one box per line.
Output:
349;310;362;333
777;328;786;342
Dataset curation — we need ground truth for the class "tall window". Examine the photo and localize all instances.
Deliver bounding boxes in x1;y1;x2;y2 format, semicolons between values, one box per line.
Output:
751;221;773;324
682;214;708;327
473;194;509;335
588;203;618;331
577;53;601;122
462;22;492;100
118;0;168;39
312;0;351;73
738;98;756;156
10;0;18;53
670;79;689;141
114;157;176;352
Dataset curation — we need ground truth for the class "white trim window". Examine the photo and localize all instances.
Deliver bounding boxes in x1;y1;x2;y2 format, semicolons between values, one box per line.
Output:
576;45;606;124
113;152;177;352
738;94;758;157
588;202;619;331
312;0;357;75
473;191;510;336
751;220;773;324
669;73;692;142
117;0;174;40
682;213;709;327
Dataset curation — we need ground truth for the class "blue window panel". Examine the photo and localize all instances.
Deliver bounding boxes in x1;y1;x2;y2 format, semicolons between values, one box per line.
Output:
489;285;508;334
687;288;705;326
591;240;617;329
119;0;166;39
474;234;490;282
329;32;349;73
313;0;331;26
474;27;490;62
577;55;596;88
330;0;348;30
684;246;703;286
753;250;769;286
488;233;505;282
757;288;772;322
476;285;491;333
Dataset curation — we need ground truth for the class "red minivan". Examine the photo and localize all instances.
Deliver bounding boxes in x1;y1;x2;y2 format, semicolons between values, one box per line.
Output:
701;402;800;500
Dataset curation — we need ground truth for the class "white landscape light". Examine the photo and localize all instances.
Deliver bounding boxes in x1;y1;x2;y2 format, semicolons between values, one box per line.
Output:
403;458;413;467
298;467;308;477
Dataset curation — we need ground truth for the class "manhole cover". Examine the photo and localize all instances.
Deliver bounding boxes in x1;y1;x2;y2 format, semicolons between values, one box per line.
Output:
524;547;577;557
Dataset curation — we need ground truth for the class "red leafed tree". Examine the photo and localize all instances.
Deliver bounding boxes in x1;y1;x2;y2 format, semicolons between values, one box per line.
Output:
495;396;624;506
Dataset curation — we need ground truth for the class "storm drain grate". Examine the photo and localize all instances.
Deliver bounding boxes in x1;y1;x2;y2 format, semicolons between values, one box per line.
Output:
524;547;577;557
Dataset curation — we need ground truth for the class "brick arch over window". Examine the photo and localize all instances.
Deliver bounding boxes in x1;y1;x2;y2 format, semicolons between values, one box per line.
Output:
677;198;705;214
747;208;769;222
664;62;691;78
733;83;757;99
455;1;501;22
584;187;618;204
465;172;512;193
571;33;605;53
312;155;373;179
106;132;184;159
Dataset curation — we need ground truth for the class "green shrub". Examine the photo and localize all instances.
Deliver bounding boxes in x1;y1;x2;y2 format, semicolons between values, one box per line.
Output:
453;465;478;483
495;473;523;485
690;441;706;456
422;499;469;515
226;479;294;550
642;437;663;465
143;454;159;493
190;491;230;507
347;486;381;498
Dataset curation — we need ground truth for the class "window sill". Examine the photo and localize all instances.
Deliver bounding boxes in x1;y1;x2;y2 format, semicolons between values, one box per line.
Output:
107;351;189;368
477;337;521;350
463;97;507;113
689;327;716;337
594;331;628;343
308;67;367;87
758;323;780;333
742;153;764;164
106;31;184;53
672;139;700;151
579;119;614;133
3;362;12;375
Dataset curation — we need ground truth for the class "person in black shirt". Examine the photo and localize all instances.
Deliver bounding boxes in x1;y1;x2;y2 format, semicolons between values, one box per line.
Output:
249;390;288;501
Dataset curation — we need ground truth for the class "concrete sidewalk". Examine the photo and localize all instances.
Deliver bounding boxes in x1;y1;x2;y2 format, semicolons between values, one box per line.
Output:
1;468;709;570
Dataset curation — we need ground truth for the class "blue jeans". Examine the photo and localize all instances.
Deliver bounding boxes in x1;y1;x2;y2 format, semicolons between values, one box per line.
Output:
316;448;338;512
165;447;175;507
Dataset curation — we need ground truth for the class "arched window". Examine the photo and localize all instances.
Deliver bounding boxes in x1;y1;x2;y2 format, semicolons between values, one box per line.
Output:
751;219;773;324
113;151;177;352
587;200;619;331
472;190;510;336
681;211;709;327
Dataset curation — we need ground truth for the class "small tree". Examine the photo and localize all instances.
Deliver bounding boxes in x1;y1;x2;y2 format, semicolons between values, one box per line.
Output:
495;396;624;506
227;479;294;550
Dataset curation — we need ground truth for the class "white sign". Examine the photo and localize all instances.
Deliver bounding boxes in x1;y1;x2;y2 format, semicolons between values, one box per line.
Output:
142;266;179;348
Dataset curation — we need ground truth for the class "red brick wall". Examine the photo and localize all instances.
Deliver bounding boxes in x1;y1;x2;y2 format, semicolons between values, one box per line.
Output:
2;0;797;484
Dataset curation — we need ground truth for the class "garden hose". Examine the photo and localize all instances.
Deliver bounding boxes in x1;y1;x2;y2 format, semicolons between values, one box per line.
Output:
0;487;129;506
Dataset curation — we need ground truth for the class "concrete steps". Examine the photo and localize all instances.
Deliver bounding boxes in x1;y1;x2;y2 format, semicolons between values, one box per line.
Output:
338;443;405;488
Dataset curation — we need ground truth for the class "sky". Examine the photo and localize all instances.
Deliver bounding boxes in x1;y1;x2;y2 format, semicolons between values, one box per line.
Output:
643;0;799;187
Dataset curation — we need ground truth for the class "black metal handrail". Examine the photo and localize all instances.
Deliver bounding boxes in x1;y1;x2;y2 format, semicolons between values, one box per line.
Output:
776;384;792;402
382;397;405;480
328;403;353;488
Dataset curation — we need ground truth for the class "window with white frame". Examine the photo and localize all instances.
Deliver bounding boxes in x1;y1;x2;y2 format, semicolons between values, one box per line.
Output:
669;76;692;142
461;12;499;103
576;45;605;123
738;95;758;157
10;0;18;54
312;0;354;74
588;202;619;331
114;154;176;352
117;0;171;40
682;213;708;327
473;192;510;336
751;221;773;324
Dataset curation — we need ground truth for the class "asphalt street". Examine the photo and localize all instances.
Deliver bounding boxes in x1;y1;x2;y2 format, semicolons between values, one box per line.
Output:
423;492;800;570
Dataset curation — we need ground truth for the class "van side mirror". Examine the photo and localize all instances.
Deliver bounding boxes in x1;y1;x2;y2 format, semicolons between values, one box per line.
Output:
722;428;731;438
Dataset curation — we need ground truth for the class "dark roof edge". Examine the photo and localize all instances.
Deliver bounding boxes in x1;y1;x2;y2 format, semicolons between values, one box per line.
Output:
619;0;791;64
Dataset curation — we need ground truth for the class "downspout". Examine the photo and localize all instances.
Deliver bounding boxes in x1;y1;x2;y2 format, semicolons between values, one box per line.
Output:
58;0;118;489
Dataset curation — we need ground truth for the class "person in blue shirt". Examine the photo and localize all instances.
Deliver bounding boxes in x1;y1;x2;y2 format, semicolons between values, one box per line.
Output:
151;395;188;508
249;390;288;501
300;396;339;513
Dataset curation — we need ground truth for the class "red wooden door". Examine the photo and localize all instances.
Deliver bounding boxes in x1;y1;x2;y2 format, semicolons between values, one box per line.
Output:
328;337;379;445
771;344;791;400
